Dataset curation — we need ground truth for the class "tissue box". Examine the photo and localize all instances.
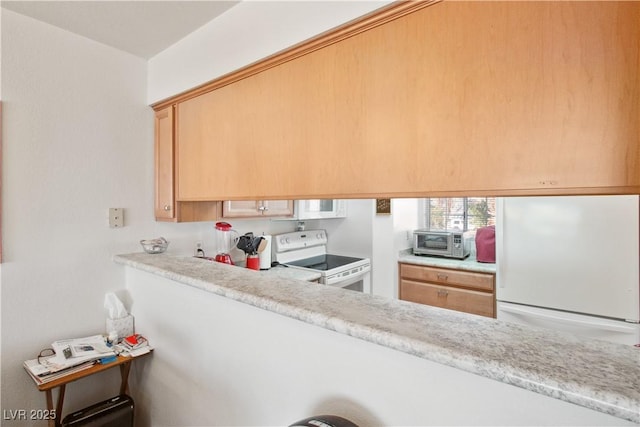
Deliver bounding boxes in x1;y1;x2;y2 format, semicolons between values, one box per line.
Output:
106;315;134;341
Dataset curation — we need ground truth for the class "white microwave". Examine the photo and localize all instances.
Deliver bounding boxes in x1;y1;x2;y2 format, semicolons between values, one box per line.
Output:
295;199;347;220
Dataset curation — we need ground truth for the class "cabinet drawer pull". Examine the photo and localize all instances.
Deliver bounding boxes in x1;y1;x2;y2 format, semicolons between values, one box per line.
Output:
437;273;448;281
163;205;172;211
437;289;449;297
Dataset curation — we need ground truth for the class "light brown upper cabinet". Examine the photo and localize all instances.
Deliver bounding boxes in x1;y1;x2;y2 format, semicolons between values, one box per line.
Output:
166;1;640;202
154;106;176;220
154;105;221;222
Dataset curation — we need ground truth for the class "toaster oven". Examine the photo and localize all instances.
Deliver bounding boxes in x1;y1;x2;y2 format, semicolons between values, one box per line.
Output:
413;230;473;259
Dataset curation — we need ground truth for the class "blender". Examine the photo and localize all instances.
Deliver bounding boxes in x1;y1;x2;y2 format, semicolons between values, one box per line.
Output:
214;221;239;264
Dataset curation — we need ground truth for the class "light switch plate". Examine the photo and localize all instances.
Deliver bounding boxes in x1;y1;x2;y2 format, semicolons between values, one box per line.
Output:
109;208;124;228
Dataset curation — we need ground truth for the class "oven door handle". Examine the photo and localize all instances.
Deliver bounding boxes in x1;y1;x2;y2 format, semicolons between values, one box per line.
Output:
325;271;367;287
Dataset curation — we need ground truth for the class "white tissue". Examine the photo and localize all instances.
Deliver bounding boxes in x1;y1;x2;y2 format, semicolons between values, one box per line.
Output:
104;293;134;339
104;292;128;319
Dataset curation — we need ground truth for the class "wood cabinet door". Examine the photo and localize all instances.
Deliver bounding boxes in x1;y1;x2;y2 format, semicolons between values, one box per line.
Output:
175;1;639;201
155;105;222;223
222;200;294;218
222;201;263;218
400;264;494;292
262;200;294;217
154;106;175;221
400;279;495;318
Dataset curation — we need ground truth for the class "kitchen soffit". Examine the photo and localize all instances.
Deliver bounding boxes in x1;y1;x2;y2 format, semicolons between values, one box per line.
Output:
1;0;240;59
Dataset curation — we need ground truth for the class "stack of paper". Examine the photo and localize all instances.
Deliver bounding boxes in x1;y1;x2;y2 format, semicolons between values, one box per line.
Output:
24;335;116;385
23;358;96;385
51;335;115;364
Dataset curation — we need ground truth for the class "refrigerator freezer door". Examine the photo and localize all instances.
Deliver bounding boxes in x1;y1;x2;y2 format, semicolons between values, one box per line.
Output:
497;302;640;346
496;196;639;322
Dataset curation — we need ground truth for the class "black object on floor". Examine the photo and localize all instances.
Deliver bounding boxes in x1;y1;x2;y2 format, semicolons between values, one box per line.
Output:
290;415;359;427
61;394;134;427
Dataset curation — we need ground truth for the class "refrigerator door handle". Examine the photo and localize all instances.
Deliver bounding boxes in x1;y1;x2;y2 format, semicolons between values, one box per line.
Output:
500;304;635;333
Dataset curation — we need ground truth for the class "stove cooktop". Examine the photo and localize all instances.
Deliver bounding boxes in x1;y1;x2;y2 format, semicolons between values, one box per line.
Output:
286;254;365;271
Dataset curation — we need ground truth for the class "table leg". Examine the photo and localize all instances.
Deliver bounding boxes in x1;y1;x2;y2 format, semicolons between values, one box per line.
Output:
119;360;132;395
45;385;65;427
55;385;66;427
45;390;55;427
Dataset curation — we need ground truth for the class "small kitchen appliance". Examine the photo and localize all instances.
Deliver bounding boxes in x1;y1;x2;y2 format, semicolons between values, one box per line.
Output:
413;230;473;259
273;230;371;292
475;225;496;263
214;222;239;265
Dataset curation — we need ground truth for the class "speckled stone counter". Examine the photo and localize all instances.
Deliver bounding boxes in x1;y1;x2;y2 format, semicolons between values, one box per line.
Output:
114;252;639;423
398;250;497;274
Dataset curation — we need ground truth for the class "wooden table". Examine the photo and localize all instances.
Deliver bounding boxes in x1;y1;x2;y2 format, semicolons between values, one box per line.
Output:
32;352;151;427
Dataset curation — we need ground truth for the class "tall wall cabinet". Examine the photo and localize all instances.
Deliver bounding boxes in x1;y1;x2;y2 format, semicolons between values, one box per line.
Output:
154;106;175;220
153;1;639;213
154;106;220;222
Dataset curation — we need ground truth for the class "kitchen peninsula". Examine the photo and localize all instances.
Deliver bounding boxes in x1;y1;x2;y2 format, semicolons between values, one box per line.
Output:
114;253;639;426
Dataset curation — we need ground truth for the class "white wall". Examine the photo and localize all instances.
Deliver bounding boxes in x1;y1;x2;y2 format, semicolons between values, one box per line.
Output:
324;200;374;259
148;1;393;104
125;267;633;427
0;2;409;419
0;11;215;419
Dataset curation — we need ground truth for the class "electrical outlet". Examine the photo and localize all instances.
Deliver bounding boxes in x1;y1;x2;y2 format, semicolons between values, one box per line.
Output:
406;230;411;241
195;241;204;257
109;208;124;228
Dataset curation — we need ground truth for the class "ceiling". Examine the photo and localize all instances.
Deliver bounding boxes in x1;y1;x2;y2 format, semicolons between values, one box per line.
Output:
1;1;240;59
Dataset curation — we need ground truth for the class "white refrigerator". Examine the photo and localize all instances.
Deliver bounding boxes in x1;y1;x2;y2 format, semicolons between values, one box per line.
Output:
496;195;640;346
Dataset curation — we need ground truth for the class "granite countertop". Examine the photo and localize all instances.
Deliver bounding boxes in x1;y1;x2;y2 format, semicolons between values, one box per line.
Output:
114;252;639;423
398;249;497;274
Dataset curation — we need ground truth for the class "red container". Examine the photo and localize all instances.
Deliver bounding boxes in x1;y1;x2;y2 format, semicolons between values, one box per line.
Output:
475;225;496;263
246;254;260;270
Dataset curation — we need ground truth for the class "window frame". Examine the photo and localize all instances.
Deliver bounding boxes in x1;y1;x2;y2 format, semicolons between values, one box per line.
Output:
422;197;495;232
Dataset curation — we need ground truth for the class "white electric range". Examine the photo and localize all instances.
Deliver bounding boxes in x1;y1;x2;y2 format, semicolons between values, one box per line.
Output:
273;230;371;293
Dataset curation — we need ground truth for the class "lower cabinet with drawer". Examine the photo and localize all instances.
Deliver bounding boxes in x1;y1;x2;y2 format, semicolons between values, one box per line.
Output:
399;263;496;318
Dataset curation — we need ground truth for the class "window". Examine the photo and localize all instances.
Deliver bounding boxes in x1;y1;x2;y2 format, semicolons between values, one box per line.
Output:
423;197;496;232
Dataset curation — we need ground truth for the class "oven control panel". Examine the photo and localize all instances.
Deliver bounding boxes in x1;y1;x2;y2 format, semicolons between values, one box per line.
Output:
274;230;328;252
325;262;371;282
